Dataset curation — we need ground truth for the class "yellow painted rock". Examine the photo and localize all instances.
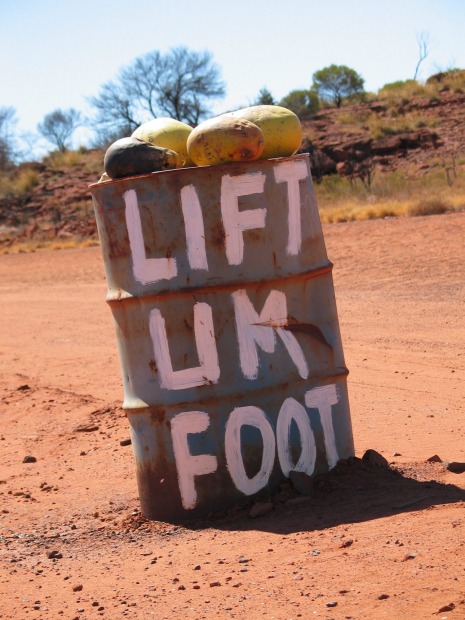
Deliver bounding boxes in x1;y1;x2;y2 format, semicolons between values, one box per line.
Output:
187;116;265;166
227;105;302;160
132;117;194;167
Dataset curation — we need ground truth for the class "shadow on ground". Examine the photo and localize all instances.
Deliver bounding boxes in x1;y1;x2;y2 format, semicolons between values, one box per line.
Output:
121;457;465;536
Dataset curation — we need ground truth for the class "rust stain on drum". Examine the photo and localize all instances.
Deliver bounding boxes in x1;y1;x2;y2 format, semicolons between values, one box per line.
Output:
90;154;354;522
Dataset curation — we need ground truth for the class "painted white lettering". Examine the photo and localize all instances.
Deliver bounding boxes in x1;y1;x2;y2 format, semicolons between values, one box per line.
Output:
170;384;342;507
225;406;275;495
180;184;208;271
276;397;317;477
305;385;339;468
124;189;177;284
232;289;309;380
273;160;308;255
149;302;220;390
220;173;266;265
275;326;309;380
171;411;218;509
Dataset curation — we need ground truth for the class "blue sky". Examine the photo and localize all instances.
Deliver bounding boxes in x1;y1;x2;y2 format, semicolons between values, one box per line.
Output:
1;0;464;153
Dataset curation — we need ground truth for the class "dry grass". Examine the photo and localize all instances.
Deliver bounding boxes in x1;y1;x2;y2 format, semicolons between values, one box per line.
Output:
0;168;40;197
407;197;454;217
336;108;438;139
378;71;465;105
366;111;438;139
44;148;103;175
45;149;86;168
315;167;465;223
317;197;462;224
377;80;434;105
318;199;406;224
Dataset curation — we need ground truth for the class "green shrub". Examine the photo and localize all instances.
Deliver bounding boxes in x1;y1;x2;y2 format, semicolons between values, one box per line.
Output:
279;89;319;119
380;79;418;92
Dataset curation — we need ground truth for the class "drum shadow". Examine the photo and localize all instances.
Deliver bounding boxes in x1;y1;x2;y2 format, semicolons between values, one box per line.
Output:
184;456;465;534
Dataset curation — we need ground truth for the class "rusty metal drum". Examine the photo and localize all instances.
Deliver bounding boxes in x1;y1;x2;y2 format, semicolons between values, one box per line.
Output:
90;154;354;522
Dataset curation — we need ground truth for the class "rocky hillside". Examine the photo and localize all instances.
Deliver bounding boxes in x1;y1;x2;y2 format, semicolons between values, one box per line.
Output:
300;89;465;181
0;85;464;249
0;151;103;248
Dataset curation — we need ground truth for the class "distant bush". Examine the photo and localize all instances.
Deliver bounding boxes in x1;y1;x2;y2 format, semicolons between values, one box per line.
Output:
254;87;275;105
311;65;365;108
378;80;426;105
441;69;465;93
426;68;465;91
380;79;419;92
279;89;319;118
407;197;453;217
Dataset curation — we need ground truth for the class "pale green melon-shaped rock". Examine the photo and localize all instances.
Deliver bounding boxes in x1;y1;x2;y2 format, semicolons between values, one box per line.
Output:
132;118;194;167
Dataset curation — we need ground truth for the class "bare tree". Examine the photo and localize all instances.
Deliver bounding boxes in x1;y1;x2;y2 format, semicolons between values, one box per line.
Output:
441;146;458;187
339;145;376;192
122;51;162;119
153;47;225;123
413;31;431;80
89;46;225;143
0;106;18;169
37;108;81;152
356;157;376;192
89;80;140;144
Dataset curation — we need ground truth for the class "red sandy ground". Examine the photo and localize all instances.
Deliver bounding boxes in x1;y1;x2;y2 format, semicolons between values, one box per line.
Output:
0;212;464;620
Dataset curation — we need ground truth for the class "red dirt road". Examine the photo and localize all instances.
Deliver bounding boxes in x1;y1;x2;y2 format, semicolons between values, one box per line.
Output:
1;212;464;619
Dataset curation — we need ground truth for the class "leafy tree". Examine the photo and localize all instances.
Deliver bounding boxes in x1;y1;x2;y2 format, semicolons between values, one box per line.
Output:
311;65;365;107
0;106;18;169
90;46;226;143
37;108;81;152
279;89;319;118
254;87;275;105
